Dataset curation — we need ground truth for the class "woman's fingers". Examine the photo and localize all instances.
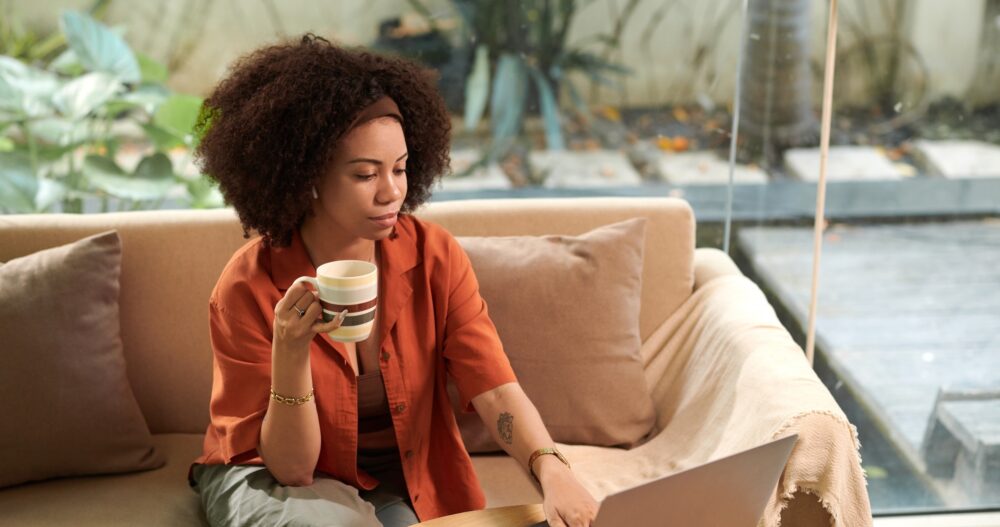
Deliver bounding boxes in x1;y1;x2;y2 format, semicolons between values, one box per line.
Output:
275;282;314;315
312;309;347;333
555;510;590;527
546;516;567;527
289;290;316;314
303;296;323;320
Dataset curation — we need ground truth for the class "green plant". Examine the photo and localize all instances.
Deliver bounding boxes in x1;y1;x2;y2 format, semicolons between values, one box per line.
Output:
0;10;221;213
417;0;632;184
0;0;112;65
820;0;928;135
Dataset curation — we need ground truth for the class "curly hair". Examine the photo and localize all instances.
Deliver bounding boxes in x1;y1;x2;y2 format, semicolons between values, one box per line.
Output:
195;34;452;247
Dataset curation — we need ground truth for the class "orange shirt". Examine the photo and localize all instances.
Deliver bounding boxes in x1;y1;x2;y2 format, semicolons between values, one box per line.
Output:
190;214;518;521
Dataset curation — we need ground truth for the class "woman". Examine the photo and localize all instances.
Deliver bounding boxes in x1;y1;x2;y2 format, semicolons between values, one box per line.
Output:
188;34;598;527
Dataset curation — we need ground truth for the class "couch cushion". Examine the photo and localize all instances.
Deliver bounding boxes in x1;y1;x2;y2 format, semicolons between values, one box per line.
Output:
0;433;540;525
0;231;164;488
419;197;695;343
452;218;655;451
0;434;206;526
0;209;248;435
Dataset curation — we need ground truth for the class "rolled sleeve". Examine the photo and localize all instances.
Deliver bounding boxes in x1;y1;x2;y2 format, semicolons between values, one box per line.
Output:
441;236;518;412
207;299;272;464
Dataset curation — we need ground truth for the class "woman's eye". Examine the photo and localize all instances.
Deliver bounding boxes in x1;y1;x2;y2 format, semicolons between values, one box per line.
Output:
356;169;404;180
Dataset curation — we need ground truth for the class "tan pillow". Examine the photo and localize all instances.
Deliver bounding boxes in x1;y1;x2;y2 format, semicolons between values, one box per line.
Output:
0;231;164;488
452;218;655;452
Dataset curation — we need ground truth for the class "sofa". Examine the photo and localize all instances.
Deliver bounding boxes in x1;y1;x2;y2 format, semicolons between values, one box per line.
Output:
0;197;871;526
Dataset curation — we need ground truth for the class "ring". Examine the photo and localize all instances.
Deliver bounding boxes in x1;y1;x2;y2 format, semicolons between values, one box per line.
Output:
292;305;306;317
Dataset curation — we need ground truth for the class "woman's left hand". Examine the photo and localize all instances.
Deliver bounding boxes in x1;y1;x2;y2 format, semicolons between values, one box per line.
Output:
537;456;599;527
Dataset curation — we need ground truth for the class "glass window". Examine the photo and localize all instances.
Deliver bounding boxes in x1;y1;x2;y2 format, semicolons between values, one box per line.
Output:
733;0;1000;516
2;0;997;518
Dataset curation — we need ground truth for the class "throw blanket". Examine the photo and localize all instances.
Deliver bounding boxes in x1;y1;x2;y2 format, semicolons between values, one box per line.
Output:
556;274;872;526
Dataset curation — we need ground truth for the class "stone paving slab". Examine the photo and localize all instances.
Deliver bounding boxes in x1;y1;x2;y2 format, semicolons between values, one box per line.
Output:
922;388;1000;503
784;146;909;181
655;151;768;185
529;150;642;188
437;149;511;192
912;140;1000;179
937;398;1000;454
736;221;1000;470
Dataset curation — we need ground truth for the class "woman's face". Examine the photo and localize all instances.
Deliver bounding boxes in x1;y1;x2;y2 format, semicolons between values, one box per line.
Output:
314;117;408;240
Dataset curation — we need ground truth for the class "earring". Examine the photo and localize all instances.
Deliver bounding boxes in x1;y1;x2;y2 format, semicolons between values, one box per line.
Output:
312;186;319;199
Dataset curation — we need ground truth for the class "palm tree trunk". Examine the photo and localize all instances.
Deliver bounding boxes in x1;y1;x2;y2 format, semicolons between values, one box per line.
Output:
740;0;817;163
967;0;1000;108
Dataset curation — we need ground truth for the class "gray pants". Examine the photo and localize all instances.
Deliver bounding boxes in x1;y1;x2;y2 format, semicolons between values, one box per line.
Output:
192;455;418;527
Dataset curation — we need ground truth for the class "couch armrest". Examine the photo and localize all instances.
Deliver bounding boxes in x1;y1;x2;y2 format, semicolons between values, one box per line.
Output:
561;274;872;526
644;275;871;526
693;247;742;290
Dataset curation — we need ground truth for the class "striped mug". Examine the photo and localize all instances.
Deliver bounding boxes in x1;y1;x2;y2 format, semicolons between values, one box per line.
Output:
292;260;377;342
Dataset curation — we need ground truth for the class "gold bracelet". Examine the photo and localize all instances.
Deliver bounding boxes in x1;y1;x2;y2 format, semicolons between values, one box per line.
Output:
269;387;314;406
528;447;570;481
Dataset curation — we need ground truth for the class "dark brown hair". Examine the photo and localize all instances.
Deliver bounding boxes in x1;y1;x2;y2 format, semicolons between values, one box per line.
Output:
195;34;451;246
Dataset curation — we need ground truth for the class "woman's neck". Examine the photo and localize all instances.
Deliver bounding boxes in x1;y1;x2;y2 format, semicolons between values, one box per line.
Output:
299;217;376;268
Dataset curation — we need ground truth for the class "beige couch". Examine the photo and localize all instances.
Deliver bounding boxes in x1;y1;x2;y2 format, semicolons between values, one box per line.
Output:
0;197;870;526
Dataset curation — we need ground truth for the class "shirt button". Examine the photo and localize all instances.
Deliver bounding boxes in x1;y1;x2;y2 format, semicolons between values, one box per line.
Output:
381;351;390;361
405;450;414;459
414;494;420;502
395;403;407;414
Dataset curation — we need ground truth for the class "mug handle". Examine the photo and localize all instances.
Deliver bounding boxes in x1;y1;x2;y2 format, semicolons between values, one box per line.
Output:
292;276;319;291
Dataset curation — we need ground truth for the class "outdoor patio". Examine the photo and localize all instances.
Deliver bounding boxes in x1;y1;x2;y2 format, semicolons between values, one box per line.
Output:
736;220;1000;511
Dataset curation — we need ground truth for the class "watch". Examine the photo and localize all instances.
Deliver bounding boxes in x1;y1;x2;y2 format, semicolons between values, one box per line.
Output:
528;447;570;481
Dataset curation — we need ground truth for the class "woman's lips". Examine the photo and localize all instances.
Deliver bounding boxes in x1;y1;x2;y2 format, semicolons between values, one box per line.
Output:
369;212;398;228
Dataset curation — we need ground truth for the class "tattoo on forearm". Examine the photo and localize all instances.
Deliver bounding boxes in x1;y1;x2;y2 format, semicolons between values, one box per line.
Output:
498;412;514;445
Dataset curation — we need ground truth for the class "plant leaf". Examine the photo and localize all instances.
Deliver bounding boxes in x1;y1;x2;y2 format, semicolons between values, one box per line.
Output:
0;56;60;118
556;50;633;76
490;53;528;142
132;152;173;180
49;48;85;76
153;93;203;142
84;153;173;200
527;66;565;150
0;152;40;212
136;52;168;84
564;78;592;121
116;83;170;115
185;174;225;209
52;72;122;120
27;117;94;146
141;122;183;151
464;45;491;131
35;178;67;211
61;11;141;83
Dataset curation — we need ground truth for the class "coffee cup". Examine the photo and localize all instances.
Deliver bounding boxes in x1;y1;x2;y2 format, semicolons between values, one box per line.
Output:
292;260;377;342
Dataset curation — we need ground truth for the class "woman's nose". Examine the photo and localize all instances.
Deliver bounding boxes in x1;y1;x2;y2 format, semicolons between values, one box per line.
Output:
376;170;402;202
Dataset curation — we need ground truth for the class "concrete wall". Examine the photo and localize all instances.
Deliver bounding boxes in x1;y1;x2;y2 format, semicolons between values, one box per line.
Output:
904;0;985;97
7;0;992;108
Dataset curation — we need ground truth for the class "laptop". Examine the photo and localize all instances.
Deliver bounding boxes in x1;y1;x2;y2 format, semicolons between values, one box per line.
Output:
530;434;797;527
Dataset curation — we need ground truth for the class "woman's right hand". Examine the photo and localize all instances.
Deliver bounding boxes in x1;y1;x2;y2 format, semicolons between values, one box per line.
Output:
273;282;347;353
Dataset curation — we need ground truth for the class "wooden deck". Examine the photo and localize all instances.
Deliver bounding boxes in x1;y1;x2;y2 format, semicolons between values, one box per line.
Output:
736;220;1000;507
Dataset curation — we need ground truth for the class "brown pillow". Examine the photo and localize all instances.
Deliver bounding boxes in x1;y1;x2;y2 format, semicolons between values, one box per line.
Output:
0;231;163;488
452;218;655;452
